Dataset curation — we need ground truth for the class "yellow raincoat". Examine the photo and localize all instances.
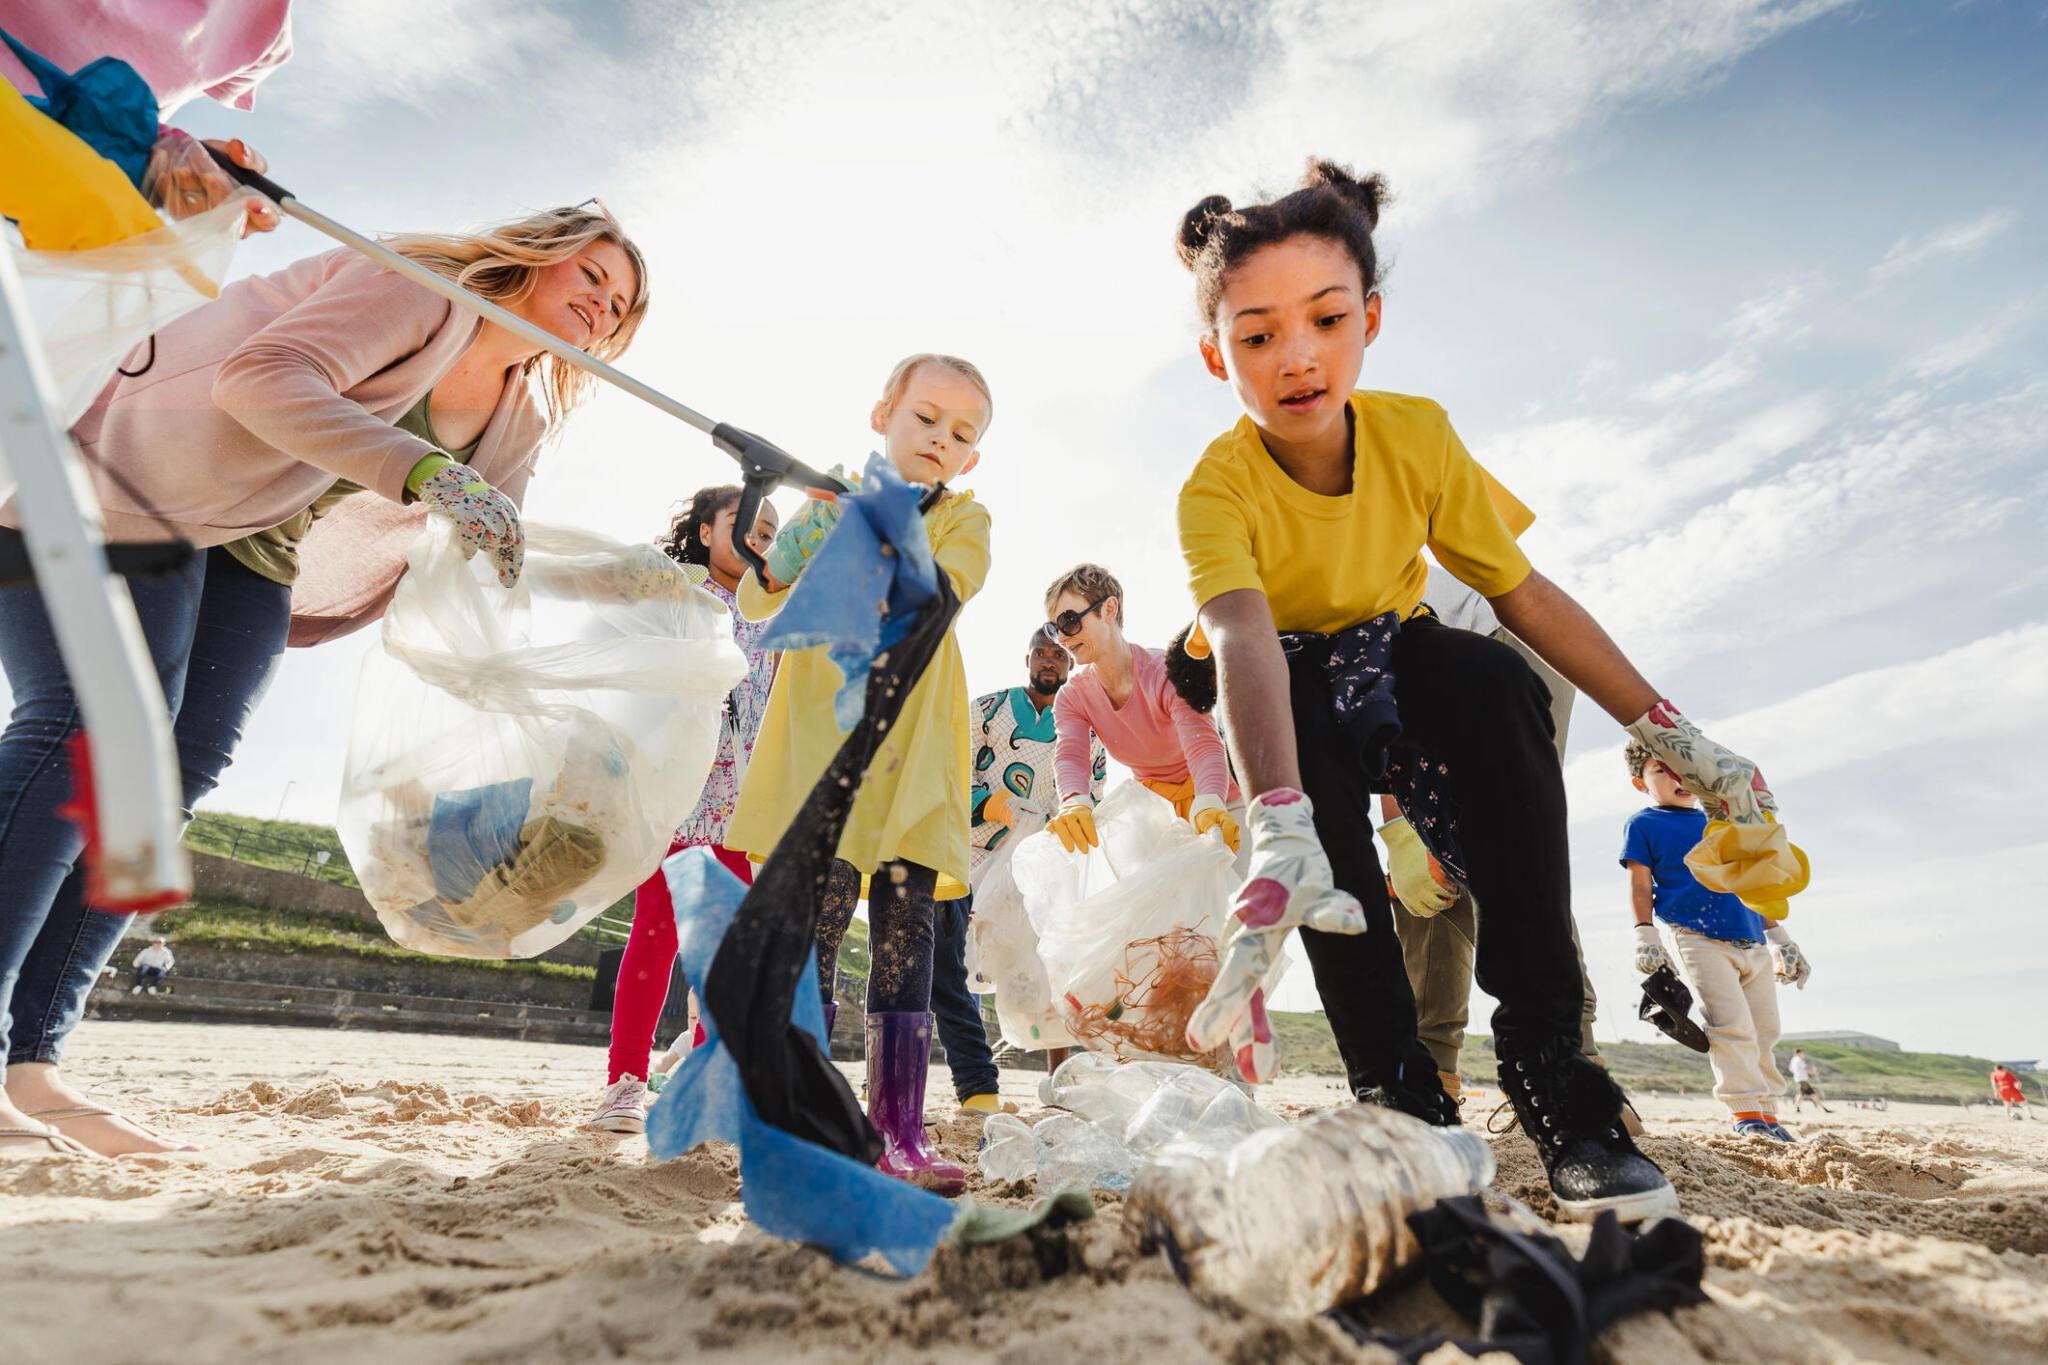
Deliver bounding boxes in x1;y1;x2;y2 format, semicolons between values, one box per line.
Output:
0;78;160;251
726;490;991;900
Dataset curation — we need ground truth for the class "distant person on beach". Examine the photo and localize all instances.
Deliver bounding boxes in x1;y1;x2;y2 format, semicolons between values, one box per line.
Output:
1788;1047;1830;1113
128;937;174;995
1991;1065;2032;1120
586;485;780;1135
1625;742;1811;1142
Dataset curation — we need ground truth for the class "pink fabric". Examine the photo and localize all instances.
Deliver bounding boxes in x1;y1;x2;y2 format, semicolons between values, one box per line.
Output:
1053;643;1236;804
0;0;293;115
0;247;547;644
607;840;752;1084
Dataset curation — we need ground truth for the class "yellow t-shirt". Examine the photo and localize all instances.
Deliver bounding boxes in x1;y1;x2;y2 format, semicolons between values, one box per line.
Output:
1178;391;1532;634
724;491;991;900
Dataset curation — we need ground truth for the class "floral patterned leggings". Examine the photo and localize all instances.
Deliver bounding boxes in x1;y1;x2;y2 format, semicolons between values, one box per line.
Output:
813;857;938;1015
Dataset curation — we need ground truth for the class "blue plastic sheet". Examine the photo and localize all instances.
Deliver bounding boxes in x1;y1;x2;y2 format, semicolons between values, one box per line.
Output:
645;848;957;1276
760;454;940;731
426;778;532;904
1;28;158;185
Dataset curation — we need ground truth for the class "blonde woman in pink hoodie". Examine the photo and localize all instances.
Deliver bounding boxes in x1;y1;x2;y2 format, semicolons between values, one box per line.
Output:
0;207;649;1157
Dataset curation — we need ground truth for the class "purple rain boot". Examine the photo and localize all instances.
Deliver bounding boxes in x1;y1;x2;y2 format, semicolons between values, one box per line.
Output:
822;999;838;1054
864;1011;965;1196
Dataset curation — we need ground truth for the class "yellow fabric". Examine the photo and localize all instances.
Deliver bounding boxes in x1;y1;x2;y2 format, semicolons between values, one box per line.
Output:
728;491;991;900
1138;775;1197;819
0;81;163;252
1178;391;1533;634
1191;803;1240;853
1684;820;1811;922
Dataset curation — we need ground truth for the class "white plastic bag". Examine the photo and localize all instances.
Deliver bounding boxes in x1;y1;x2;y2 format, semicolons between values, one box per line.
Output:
1011;782;1286;1069
338;520;746;958
965;807;1077;1051
8;197;246;425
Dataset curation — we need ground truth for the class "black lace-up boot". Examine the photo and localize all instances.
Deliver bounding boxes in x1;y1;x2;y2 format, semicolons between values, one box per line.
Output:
1352;1042;1461;1128
1496;1034;1677;1222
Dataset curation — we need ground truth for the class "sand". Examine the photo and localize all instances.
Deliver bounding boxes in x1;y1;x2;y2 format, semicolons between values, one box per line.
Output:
4;1022;2044;1364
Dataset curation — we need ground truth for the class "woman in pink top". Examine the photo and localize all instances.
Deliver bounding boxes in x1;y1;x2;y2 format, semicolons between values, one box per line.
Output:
0;208;649;1158
1041;563;1240;855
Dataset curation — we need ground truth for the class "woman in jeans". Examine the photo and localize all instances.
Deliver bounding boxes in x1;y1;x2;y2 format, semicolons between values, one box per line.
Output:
0;206;649;1157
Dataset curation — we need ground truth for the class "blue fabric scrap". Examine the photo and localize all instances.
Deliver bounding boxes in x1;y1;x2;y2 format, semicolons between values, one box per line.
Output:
427;778;533;904
645;848;957;1275
760;453;940;731
1;29;160;186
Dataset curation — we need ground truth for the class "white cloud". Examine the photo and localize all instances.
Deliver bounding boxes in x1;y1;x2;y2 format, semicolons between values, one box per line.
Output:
1871;207;2019;281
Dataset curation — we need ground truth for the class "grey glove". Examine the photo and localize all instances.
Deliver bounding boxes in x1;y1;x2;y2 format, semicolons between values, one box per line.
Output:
1634;922;1673;975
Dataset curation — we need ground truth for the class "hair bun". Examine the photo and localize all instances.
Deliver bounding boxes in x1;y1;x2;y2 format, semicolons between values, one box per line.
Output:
1302;159;1389;230
1175;194;1235;269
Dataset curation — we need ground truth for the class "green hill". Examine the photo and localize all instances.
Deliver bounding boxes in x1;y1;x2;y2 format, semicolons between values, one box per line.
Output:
1269;1010;2015;1105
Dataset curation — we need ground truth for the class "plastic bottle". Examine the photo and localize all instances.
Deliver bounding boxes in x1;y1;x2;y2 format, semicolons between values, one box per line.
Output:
1033;1111;1136;1192
977;1112;1036;1184
1125;1104;1496;1316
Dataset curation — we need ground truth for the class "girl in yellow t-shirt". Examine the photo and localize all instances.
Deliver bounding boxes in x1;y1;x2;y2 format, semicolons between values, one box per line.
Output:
725;354;993;1196
1171;160;1798;1227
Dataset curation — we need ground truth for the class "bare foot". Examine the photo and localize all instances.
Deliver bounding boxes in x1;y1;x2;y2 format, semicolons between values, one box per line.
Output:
3;1062;195;1156
0;1088;96;1160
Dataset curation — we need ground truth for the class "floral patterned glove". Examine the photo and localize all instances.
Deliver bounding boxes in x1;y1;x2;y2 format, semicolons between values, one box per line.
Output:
1186;789;1367;1083
763;463;856;585
1627;699;1808;916
1765;925;1811;989
1634;923;1673;975
415;462;524;587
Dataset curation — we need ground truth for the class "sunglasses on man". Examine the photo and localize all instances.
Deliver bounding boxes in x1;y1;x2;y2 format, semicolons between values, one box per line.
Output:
1043;597;1107;640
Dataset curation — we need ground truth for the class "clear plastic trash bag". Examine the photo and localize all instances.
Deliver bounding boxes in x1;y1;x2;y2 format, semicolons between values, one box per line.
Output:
965;807;1078;1051
7;196;245;425
338;519;746;958
1011;782;1285;1070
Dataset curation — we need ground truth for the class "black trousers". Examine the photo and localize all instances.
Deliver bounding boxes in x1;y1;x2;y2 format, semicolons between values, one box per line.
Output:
1290;615;1583;1085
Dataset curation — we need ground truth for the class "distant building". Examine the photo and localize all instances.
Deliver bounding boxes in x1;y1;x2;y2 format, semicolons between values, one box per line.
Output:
1995;1059;2040;1074
1780;1030;1900;1052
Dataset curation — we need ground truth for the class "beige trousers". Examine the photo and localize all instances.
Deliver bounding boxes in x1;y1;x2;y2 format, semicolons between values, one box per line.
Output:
1392;626;1602;1076
1663;925;1784;1113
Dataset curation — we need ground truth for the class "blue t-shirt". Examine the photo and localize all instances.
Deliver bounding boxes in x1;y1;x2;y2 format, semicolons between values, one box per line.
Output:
1620;805;1769;943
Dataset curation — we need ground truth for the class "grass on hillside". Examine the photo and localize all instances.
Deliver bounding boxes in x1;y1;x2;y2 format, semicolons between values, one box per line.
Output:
185;811;358;886
152;899;594;981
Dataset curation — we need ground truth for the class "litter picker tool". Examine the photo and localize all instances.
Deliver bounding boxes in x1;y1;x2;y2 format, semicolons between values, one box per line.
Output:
203;149;907;573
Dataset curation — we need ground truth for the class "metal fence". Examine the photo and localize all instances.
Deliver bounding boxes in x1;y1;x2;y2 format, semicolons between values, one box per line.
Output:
184;813;358;885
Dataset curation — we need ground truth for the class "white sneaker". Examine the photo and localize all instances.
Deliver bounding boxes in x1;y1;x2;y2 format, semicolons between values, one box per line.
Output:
130;986;142;995
585;1076;647;1133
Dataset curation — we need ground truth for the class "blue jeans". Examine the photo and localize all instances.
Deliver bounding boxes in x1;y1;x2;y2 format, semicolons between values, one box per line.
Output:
0;548;290;1065
931;894;998;1101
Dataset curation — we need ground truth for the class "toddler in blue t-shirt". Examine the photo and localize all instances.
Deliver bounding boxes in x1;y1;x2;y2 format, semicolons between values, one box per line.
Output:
1622;741;1814;1141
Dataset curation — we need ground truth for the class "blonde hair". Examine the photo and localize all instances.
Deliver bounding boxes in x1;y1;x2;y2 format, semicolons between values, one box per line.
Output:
383;206;650;431
1044;562;1123;617
880;352;994;426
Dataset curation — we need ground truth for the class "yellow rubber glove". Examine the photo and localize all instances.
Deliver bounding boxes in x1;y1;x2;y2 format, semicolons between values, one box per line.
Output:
1047;797;1098;854
1138;775;1197;818
1380;816;1459;917
1189;793;1240;853
982;787;1017;829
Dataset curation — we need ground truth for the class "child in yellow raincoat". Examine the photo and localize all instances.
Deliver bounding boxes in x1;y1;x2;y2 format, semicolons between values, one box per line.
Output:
725;353;992;1194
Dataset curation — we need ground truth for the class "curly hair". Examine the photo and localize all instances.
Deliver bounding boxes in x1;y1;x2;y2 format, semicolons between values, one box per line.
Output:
1163;623;1217;714
658;484;744;567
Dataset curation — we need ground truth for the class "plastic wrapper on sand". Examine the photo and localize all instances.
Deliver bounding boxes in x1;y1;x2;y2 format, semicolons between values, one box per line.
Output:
339;520;746;958
964;808;1078;1051
1011;782;1286;1070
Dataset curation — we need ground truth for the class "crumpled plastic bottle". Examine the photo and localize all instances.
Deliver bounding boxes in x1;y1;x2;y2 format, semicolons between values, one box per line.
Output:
1033;1112;1135;1193
977;1112;1037;1184
1126;1104;1496;1317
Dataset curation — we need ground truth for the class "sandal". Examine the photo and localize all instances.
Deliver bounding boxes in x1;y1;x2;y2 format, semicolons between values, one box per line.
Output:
0;1124;96;1159
28;1105;199;1156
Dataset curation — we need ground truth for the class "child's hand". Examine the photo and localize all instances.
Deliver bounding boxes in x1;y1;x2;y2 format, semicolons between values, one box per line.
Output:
1766;927;1811;989
1633;923;1672;975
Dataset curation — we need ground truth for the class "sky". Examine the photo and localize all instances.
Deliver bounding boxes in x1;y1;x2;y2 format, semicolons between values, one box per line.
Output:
61;0;2048;1059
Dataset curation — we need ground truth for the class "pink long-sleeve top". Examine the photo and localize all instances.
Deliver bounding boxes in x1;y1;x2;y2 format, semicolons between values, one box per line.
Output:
0;0;293;115
1053;644;1236;804
0;248;548;647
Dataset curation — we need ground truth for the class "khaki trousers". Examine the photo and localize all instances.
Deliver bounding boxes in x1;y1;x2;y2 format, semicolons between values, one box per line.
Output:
1664;925;1784;1113
1392;626;1603;1075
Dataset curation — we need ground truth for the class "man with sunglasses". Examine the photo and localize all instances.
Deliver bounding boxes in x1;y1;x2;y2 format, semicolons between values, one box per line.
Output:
938;628;1106;1113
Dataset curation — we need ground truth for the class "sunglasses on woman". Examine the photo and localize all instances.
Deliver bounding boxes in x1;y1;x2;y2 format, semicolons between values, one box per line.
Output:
1043;597;1107;640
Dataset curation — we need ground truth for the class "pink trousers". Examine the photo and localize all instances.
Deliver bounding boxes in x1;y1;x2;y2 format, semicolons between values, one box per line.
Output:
606;839;752;1083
